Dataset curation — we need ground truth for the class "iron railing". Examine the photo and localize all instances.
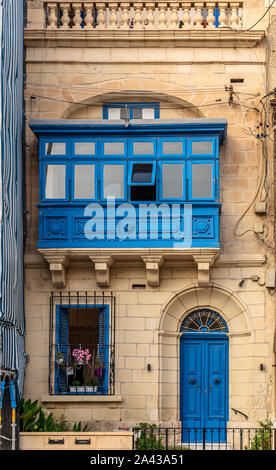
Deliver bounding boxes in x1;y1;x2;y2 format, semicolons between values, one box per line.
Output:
132;426;276;451
49;291;116;395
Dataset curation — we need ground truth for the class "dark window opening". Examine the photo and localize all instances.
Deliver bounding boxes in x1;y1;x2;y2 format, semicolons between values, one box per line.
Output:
130;184;156;201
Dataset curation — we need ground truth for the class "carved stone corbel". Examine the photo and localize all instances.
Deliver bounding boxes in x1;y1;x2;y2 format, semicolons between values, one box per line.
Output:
90;256;113;287
193;253;217;286
142;255;164;286
44;255;69;288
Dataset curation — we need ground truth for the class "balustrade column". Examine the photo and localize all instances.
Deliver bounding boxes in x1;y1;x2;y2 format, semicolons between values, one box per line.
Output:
47;2;58;29
84;3;94;29
96;3;106;29
145;3;155;29
206;2;216;29
60;3;70;29
230;2;240;29
181;2;191;29
72;3;83;29
194;2;204;28
133;3;144;30
158;3;168;29
218;2;228;28
108;3;118;29
120;3;130;29
170;3;179;29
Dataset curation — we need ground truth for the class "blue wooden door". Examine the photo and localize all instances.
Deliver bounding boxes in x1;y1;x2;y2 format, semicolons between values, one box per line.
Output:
180;332;228;443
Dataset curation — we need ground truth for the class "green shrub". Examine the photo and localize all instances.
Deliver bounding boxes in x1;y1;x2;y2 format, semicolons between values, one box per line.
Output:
133;422;164;450
246;420;273;451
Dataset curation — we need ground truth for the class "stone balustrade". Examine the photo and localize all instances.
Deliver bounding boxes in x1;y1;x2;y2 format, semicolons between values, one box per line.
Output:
43;2;243;30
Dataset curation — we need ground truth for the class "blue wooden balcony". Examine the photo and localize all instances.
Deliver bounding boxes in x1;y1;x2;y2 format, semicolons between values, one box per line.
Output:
29;118;227;250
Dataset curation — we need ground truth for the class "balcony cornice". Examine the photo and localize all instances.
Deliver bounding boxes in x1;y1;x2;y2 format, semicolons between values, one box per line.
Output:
24;28;265;49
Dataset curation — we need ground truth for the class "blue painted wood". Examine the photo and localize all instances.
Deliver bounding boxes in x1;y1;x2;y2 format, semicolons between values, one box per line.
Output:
30;122;227;249
180;332;229;443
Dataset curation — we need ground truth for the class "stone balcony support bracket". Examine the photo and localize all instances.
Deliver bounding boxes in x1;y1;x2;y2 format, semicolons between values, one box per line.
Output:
193;252;219;287
44;254;69;287
142;255;164;286
90;256;114;287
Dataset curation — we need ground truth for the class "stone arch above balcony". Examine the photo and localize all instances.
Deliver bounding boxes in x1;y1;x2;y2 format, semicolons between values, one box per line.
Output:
159;283;252;338
60;86;205;120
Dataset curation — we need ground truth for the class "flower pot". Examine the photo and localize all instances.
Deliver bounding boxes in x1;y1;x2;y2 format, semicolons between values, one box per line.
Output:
95;367;103;377
93;386;98;393
69;386;76;393
76;386;85;393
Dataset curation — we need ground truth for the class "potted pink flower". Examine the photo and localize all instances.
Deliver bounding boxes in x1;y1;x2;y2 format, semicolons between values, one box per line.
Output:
72;348;92;366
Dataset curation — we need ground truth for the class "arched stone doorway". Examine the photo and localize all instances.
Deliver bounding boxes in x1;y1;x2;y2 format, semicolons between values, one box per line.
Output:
158;284;252;426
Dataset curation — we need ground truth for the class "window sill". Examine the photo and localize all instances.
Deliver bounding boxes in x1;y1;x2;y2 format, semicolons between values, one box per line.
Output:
41;394;123;403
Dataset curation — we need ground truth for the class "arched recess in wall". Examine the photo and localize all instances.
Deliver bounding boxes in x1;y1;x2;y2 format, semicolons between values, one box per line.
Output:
157;284;253;424
159;284;252;336
59;78;206;119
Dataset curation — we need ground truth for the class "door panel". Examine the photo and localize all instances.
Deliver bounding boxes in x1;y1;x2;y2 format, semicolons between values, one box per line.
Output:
180;334;228;443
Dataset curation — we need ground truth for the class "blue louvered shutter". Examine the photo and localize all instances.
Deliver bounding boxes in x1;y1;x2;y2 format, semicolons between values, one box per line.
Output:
55;307;69;393
99;307;109;394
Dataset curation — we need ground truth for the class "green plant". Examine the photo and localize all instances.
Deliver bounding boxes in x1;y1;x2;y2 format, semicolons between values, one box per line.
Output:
133;422;164;450
72;421;92;432
57;351;64;359
72;381;81;386
19;399;42;432
33;411;67;432
246;420;273;450
86;380;97;386
19;398;67;432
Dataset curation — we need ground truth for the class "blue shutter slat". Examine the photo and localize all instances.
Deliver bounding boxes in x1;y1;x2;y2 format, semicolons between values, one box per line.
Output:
56;307;69;392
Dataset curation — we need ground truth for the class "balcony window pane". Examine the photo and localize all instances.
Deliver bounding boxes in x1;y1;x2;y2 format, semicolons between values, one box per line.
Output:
74;142;95;155
131;163;153;184
162;164;183;198
192;163;213;198
45;142;66;155
162;141;183;155
192;141;213;155
108;108;121;120
74;165;95;199
104;164;125;199
104;142;125;155
133;141;154;155
45;164;66;199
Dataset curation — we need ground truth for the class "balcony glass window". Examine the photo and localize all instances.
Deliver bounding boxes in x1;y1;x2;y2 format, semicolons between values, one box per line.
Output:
74;142;95;155
191;163;213;198
74;164;95;199
45;142;66;155
45;164;66;199
103;164;125;199
162;163;183;199
192;140;213;155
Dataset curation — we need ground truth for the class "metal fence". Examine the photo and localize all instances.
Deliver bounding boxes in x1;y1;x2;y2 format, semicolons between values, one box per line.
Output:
132;425;276;451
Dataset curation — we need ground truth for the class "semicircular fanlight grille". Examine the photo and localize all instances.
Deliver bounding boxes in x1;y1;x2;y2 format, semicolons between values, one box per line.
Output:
180;309;228;333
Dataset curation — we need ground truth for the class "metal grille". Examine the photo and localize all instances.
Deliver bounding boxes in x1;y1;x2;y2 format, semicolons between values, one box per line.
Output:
49;291;116;395
180;309;228;333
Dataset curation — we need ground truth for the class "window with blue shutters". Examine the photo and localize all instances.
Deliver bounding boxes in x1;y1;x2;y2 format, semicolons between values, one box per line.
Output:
51;292;115;396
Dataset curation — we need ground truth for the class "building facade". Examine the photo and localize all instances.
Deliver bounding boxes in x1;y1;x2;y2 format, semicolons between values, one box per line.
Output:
24;0;276;438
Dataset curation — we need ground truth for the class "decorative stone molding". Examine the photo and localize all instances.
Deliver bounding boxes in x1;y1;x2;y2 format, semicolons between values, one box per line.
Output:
43;254;69;287
193;252;219;286
90;256;113;287
142;255;164;286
